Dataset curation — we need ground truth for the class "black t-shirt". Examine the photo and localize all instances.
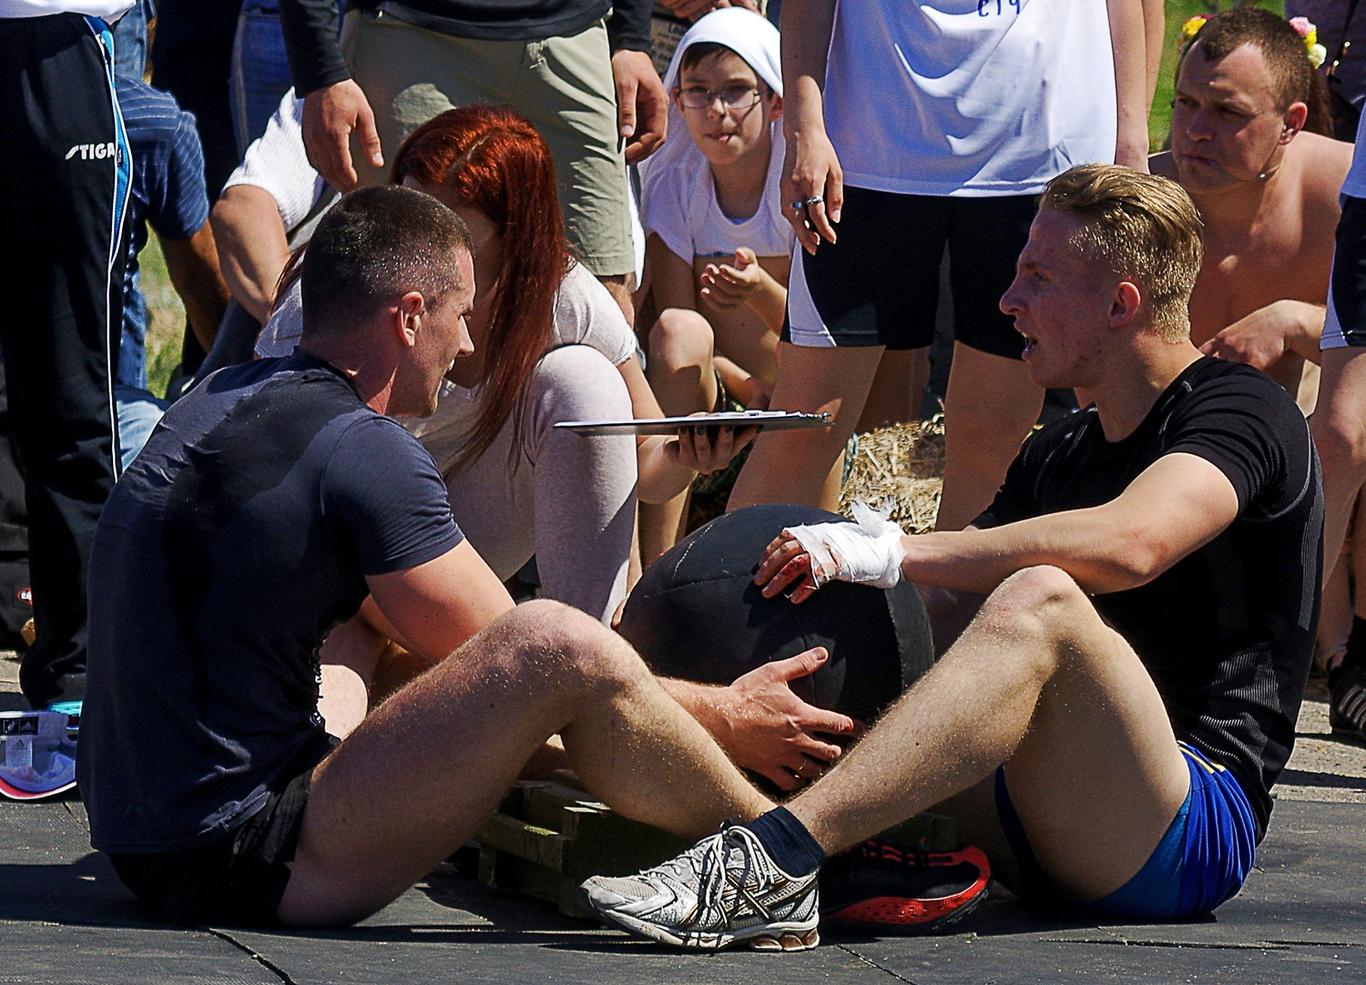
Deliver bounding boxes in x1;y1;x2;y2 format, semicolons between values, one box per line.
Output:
975;357;1322;839
78;352;464;853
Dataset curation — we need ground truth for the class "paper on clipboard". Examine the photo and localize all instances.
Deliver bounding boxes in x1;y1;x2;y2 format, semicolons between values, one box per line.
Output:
554;410;832;436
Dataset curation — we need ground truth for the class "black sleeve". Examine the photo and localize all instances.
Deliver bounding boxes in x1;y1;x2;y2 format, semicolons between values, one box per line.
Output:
607;0;652;52
322;416;464;575
1162;372;1301;516
280;0;350;97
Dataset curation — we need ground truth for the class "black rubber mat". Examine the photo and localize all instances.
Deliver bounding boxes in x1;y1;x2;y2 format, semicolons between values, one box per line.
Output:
0;793;1360;983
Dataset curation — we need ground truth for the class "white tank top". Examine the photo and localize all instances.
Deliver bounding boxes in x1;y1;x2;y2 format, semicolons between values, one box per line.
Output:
825;0;1118;197
640;124;794;263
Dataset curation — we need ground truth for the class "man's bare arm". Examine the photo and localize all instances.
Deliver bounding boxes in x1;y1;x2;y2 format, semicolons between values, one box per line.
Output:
302;80;384;192
212;185;292;324
1200;299;1327;369
897;453;1238;594
366;540;515;664
1108;0;1151;170
160;223;231;352
661;648;856;792
278;0;381;191
759;453;1241;601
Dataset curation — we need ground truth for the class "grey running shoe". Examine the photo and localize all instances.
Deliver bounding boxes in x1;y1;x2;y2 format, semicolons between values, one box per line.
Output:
580;824;820;951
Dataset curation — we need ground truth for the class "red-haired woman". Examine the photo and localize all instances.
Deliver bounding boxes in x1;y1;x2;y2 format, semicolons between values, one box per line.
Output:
248;102;750;621
387;106;750;622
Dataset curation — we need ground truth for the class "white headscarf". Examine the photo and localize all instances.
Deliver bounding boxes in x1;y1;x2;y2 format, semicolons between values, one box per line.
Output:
639;8;783;201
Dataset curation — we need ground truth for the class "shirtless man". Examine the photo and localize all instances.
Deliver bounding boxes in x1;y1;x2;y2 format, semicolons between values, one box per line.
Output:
1152;8;1353;411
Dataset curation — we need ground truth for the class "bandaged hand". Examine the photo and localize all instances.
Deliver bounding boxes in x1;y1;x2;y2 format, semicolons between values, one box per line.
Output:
755;502;907;604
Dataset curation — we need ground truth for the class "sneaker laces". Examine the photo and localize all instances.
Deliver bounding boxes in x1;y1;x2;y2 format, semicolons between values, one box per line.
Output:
693;826;781;930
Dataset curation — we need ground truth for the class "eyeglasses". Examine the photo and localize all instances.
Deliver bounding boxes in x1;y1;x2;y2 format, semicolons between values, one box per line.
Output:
676;85;766;111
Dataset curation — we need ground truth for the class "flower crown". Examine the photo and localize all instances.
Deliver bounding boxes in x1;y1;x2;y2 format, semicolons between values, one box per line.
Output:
1179;13;1327;69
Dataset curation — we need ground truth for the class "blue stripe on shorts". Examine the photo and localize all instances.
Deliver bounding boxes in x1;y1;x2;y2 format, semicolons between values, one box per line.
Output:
994;742;1258;919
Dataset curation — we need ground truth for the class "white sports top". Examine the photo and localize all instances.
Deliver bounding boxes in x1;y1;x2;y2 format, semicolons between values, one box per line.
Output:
223;89;331;231
0;1;131;16
825;0;1117;197
640;126;793;262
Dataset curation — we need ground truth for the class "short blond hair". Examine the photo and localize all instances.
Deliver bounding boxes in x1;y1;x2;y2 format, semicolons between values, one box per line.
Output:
1040;164;1204;342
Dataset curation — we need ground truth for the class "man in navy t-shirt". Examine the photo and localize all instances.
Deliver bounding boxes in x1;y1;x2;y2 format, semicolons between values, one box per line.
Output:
78;185;773;928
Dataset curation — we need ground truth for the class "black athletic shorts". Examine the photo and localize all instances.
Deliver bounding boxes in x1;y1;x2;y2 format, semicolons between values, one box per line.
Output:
1323;194;1366;350
107;737;330;927
783;187;1038;358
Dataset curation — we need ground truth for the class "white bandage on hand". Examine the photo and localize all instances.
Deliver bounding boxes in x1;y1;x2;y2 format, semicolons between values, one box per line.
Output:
783;501;907;589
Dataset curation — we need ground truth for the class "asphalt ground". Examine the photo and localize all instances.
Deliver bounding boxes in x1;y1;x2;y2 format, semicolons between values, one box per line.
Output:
3;651;1363;984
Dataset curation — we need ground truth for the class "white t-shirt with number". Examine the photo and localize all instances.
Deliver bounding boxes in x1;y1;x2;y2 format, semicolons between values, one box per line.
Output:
0;1;131;15
825;0;1117;197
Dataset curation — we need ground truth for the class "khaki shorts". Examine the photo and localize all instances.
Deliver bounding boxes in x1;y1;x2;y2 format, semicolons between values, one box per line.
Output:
341;9;634;277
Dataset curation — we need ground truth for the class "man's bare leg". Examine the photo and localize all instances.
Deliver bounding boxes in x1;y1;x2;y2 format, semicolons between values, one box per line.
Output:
936;344;1045;531
727;343;884;512
280;599;771;926
787;565;1189;900
1312;348;1366;578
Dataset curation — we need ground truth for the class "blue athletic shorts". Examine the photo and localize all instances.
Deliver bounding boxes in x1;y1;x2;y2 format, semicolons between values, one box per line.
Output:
1322;195;1366;350
994;742;1259;919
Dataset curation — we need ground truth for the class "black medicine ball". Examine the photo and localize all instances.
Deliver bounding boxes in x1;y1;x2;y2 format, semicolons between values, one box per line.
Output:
619;504;933;725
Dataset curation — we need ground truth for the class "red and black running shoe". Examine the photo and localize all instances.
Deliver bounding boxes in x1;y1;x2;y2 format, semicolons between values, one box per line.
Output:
820;840;990;934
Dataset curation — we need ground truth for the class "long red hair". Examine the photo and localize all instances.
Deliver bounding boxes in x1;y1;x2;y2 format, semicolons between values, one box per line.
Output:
392;106;572;469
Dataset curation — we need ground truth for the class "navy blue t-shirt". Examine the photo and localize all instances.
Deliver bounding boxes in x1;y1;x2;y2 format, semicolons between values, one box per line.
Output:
975;357;1322;839
79;351;463;852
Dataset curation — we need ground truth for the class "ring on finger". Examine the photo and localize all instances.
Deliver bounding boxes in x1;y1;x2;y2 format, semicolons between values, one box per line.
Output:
803;195;824;207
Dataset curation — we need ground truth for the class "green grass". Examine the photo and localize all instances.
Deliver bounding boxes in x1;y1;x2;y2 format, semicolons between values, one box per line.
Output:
135;1;1290;395
139;233;189;398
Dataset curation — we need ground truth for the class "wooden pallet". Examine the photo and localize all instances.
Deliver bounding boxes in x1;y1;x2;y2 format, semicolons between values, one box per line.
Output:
474;772;957;919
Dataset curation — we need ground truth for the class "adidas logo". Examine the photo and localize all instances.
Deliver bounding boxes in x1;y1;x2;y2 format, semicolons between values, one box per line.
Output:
65;142;117;161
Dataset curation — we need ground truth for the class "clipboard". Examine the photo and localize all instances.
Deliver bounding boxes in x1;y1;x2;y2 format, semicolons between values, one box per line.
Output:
554;410;832;436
